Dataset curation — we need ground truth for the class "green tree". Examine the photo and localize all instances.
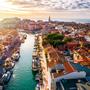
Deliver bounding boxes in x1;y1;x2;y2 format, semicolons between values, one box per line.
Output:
42;33;73;48
64;37;73;43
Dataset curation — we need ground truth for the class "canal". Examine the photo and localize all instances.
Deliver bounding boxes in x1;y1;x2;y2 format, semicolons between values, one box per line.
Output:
5;34;36;90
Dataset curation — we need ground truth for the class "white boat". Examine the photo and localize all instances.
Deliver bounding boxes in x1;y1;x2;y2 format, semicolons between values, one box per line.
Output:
35;84;40;90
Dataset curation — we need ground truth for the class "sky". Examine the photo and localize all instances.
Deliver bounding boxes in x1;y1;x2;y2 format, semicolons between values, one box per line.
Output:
0;0;90;20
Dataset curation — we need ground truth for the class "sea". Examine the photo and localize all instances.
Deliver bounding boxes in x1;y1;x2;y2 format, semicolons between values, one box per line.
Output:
50;18;90;23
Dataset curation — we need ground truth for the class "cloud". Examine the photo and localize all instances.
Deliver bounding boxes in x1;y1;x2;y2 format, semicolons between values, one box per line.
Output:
7;0;90;11
0;0;89;19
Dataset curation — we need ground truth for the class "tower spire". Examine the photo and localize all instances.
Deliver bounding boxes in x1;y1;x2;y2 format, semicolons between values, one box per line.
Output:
49;16;51;22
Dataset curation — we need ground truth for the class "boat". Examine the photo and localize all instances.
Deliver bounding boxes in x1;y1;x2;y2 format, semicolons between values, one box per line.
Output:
23;34;27;39
32;52;37;59
32;63;39;71
2;70;13;84
32;59;39;71
32;58;40;72
5;61;15;71
12;53;20;61
35;83;40;90
4;58;15;71
35;74;40;81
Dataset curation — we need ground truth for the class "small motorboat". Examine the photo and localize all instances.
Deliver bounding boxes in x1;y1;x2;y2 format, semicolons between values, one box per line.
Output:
2;71;13;84
23;34;27;39
12;53;20;61
4;58;15;71
35;75;40;81
35;83;40;90
5;61;15;71
32;63;39;71
32;59;39;72
35;73;41;81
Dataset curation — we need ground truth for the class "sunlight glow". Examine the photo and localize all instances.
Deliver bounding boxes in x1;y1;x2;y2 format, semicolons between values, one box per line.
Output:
0;0;89;19
0;0;19;11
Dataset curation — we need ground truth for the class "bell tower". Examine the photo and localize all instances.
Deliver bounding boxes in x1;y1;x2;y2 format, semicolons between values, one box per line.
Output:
48;16;51;22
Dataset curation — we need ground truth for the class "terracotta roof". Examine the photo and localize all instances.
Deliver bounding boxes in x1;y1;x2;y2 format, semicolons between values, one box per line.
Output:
52;62;76;78
64;62;76;73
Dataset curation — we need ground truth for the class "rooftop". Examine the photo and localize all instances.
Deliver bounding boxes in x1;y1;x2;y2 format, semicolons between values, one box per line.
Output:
74;48;90;64
51;61;76;78
56;78;90;90
46;46;77;78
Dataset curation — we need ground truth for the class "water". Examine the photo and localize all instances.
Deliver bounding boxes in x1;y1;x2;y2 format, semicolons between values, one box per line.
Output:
5;34;36;90
51;18;90;23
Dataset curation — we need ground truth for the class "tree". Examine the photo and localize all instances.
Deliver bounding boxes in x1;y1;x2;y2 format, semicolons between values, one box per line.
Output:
64;37;73;43
47;33;64;41
42;33;73;48
46;33;65;47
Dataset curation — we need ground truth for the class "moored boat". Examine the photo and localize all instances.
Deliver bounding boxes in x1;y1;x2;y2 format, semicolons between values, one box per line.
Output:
4;61;15;71
35;83;40;90
32;58;40;72
32;52;37;59
23;34;27;39
32;62;39;72
11;53;20;61
35;74;41;81
4;58;15;71
2;70;13;84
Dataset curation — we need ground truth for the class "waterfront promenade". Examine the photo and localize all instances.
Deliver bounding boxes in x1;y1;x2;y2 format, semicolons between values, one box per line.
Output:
38;35;50;90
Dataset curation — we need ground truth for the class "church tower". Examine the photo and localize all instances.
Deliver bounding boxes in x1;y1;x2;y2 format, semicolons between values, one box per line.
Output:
48;16;51;22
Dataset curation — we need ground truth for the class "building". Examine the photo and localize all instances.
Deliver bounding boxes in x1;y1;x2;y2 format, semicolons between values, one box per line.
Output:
73;48;90;67
45;46;86;90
